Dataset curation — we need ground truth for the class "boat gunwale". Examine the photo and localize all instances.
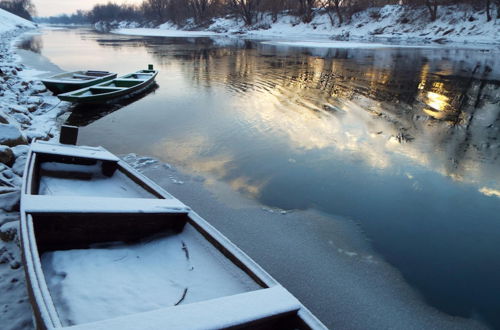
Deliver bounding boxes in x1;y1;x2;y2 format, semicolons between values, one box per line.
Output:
20;149;61;329
41;71;118;95
41;71;116;83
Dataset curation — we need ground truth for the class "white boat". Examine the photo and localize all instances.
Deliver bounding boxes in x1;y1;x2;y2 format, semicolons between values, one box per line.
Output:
20;139;326;329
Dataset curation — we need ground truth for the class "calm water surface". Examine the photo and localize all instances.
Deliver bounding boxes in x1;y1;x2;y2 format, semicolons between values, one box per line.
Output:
23;28;500;328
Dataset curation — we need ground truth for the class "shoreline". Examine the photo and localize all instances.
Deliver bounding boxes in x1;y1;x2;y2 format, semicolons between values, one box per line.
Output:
0;26;69;330
111;27;500;51
106;4;500;50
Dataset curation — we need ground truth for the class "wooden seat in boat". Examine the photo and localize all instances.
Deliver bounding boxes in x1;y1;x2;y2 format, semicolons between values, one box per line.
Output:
60;286;301;330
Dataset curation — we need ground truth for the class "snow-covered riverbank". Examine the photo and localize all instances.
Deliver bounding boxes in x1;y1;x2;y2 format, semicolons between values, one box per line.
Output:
112;5;500;49
0;8;69;330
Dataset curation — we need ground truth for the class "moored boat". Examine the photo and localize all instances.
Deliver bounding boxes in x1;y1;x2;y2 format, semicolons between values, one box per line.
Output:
41;71;117;95
57;68;158;104
20;138;326;329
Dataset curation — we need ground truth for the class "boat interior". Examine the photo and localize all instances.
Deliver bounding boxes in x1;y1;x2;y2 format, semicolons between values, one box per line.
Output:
26;211;307;329
72;87;124;96
51;71;114;82
27;152;160;198
23;144;315;329
65;71;156;96
121;69;156;80
100;79;144;88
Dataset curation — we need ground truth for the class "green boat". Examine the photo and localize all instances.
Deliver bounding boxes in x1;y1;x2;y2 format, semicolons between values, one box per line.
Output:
41;71;117;95
58;68;158;104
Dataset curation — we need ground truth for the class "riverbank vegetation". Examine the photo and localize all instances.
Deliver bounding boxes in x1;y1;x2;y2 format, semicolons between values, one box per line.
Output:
36;0;500;27
0;0;35;21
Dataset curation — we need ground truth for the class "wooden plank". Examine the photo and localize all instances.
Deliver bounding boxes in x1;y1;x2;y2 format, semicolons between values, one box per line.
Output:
62;286;301;330
114;78;144;82
23;195;189;214
31;142;119;162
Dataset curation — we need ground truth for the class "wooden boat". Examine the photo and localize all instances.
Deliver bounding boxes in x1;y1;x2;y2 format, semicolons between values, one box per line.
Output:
20;139;326;330
41;71;117;95
57;68;158;104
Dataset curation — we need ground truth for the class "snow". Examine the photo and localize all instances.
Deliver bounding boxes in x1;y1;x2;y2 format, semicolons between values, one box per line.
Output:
230;5;499;48
113;5;500;49
32;141;119;162
41;224;261;326
0;9;69;330
261;40;439;49
62;286;298;330
0;220;18;242
0;8;34;34
113;28;217;38
0;238;33;330
0;187;20;212
23;195;188;213
38;165;157;199
11;145;29;158
0;124;27;147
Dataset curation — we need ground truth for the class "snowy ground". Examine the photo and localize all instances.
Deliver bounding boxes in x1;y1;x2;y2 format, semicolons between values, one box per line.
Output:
113;5;500;49
0;8;69;330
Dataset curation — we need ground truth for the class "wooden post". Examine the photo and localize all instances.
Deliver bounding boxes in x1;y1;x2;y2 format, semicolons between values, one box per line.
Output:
59;125;78;145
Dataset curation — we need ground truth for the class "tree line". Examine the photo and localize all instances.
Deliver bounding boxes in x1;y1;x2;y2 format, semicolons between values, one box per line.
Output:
36;0;500;26
0;0;35;20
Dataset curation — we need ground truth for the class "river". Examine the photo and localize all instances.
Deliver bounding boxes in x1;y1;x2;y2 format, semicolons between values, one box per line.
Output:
19;27;500;329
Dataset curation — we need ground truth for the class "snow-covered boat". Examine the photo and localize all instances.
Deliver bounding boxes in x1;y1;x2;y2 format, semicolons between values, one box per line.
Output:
20;140;326;330
57;68;158;104
41;71;117;95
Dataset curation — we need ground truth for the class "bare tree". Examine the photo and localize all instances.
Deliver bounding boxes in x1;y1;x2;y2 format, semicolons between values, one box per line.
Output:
495;0;500;18
319;0;343;25
425;0;438;21
188;0;216;23
485;0;491;21
260;0;290;22
0;0;36;20
229;0;262;25
298;0;316;23
144;0;170;23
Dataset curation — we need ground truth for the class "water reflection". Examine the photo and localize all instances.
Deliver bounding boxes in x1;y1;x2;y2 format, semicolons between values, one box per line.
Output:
17;34;43;53
31;29;500;328
148;41;500;192
66;84;159;126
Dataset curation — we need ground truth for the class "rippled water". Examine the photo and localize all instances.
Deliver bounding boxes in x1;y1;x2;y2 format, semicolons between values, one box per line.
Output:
22;28;500;328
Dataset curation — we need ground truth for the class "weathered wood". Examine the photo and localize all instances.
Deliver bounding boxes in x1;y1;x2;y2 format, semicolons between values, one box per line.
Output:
59;125;78;145
32;213;188;253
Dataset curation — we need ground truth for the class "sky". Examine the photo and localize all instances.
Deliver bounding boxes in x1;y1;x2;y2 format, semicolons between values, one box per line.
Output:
33;0;142;17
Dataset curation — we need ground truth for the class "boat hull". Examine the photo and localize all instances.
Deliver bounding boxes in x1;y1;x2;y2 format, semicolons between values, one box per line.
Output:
58;70;158;104
41;71;117;94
